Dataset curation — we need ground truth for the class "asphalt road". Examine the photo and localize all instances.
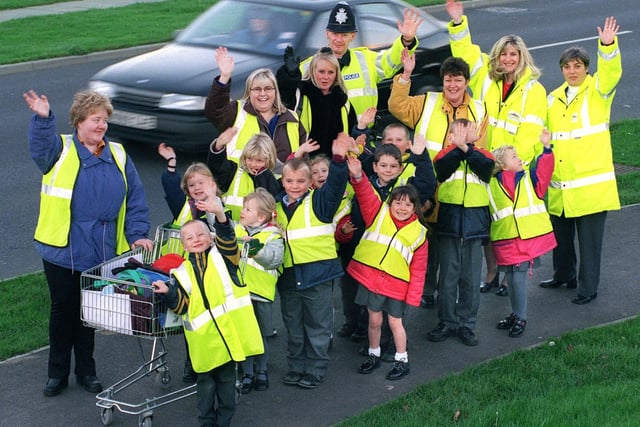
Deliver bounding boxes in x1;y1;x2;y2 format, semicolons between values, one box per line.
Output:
1;0;638;281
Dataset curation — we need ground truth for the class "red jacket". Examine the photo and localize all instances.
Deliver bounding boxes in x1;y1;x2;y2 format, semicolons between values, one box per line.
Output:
346;175;427;307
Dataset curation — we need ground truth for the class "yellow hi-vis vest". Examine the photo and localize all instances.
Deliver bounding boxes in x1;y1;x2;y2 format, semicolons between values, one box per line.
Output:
301;38;417;124
235;224;282;301
448;16;547;165
416;92;487;160
487;173;553;241
173;250;264;373
35;135;129;254
226;100;300;164
298;94;350;135
223;169;255;223
352;205;427;282
276;192;337;268
546;38;621;217
437;161;489;207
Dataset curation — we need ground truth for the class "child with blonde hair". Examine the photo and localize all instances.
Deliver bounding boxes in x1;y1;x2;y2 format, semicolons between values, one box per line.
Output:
487;130;556;337
235;188;284;393
208;130;281;222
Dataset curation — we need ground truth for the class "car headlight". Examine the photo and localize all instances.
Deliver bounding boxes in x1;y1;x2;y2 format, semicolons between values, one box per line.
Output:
159;94;206;111
89;80;118;99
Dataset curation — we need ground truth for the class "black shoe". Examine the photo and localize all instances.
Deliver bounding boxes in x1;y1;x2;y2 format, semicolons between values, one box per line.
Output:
254;371;269;391
297;373;323;389
480;274;499;293
357;345;369;357
420;295;436;308
182;360;197;384
572;293;597;305
43;377;68;397
539;278;577;289
350;326;368;342
76;375;103;393
386;361;410;380
240;374;254;394
457;326;478;346
495;284;509;296
509;319;527;337
358;354;381;374
427;322;457;342
496;313;517;330
336;323;356;338
282;371;304;385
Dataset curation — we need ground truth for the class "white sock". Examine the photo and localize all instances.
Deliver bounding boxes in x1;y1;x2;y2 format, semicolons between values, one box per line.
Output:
395;352;408;362
368;347;381;357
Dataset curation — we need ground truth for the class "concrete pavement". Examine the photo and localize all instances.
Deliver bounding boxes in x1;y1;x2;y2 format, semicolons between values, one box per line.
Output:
1;2;639;426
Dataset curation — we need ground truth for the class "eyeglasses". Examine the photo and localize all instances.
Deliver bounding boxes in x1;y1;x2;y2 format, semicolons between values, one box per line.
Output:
250;86;276;94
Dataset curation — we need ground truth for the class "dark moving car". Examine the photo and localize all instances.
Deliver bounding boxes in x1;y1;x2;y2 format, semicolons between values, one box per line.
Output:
89;0;451;151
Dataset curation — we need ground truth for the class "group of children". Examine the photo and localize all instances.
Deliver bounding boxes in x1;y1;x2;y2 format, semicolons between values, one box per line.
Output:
151;109;557;426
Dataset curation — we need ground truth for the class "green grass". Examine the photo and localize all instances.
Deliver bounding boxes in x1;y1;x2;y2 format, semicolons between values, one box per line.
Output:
338;318;640;426
0;0;71;11
611;120;640;205
0;273;49;360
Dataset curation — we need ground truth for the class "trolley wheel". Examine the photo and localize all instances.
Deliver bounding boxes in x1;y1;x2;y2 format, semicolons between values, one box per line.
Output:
100;407;114;426
139;415;153;427
155;370;171;388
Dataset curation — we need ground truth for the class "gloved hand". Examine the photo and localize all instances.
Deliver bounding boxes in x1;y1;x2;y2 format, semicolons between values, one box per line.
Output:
283;45;301;74
245;238;264;257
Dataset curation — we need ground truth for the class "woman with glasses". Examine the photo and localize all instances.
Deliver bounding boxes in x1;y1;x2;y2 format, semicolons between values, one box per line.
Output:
205;46;306;175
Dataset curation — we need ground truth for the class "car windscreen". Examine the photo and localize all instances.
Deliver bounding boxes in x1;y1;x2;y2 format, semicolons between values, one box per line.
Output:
175;0;314;56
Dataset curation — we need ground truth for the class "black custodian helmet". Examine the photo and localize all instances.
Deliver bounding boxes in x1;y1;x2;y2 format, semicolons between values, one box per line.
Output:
326;2;357;33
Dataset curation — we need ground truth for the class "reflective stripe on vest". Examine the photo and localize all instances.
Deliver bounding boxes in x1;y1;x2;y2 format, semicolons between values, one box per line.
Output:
222;168;254;222
353;205;427;282
227;101;300;164
438;166;489;207
174;252;252;332
487;173;553;240
35;136;128;253
276;193;337;267
235;224;281;301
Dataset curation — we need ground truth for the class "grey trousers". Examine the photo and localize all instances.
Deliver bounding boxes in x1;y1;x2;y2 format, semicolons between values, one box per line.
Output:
550;211;607;297
279;281;333;377
437;237;483;330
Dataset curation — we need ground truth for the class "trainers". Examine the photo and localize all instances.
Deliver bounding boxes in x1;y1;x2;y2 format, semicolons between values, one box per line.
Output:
358;354;381;374
386;361;410;380
240;374;254;394
457;326;478;346
427;322;457;342
282;371;304;385
297;373;323;389
336;323;356;338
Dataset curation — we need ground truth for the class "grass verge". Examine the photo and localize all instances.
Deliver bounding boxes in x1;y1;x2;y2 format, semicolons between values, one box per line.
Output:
0;272;49;361
337;317;640;426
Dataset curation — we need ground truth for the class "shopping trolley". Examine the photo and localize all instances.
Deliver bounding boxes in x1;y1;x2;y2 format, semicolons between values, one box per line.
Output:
81;237;195;427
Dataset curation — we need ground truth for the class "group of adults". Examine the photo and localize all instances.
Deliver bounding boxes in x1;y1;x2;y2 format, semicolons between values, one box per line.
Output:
24;0;621;404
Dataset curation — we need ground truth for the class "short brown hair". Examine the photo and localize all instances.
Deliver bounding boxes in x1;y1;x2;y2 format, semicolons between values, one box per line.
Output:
69;90;113;129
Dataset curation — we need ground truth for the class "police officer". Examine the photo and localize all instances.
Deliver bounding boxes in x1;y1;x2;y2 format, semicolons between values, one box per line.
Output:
278;1;423;127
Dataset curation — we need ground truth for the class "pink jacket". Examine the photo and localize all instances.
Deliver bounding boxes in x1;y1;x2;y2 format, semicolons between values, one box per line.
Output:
345;175;427;307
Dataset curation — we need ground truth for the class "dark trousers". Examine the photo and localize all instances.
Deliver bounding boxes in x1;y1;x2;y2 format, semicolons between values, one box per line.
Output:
550;211;607;297
423;228;440;297
43;260;96;379
196;361;237;427
339;271;368;329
